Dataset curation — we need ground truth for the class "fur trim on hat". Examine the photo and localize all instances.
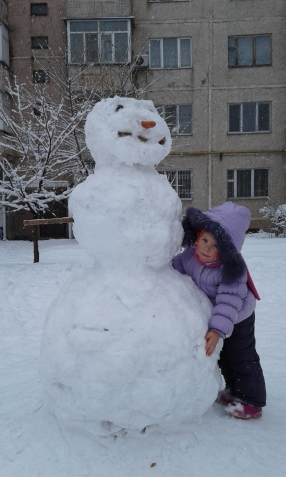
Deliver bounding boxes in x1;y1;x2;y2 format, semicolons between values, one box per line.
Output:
182;206;246;284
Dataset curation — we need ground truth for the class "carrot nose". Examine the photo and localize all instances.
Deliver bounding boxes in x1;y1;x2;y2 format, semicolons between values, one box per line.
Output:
141;121;156;129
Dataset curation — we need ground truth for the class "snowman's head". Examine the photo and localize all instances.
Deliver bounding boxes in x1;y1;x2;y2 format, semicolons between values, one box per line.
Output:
85;96;172;167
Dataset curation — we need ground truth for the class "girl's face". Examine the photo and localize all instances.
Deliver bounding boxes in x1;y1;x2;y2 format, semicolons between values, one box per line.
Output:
196;231;220;263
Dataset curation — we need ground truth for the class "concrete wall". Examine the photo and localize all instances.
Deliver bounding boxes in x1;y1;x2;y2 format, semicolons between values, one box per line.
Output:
66;0;131;18
8;0;66;79
132;0;286;226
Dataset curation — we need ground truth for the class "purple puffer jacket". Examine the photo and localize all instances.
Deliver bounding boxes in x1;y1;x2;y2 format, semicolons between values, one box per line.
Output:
172;202;257;338
172;247;256;338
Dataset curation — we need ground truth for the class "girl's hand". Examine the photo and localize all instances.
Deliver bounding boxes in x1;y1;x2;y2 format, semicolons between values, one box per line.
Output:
205;331;221;356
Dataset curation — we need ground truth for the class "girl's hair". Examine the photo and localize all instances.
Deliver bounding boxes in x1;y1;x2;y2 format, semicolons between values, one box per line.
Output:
196;229;205;241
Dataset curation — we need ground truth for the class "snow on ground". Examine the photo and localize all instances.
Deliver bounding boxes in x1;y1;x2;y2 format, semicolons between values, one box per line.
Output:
0;235;285;477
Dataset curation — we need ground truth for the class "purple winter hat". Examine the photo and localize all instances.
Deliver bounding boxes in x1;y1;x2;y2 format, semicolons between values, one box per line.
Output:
182;202;251;283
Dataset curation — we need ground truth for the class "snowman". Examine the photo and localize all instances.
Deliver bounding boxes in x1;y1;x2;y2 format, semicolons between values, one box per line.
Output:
39;97;221;438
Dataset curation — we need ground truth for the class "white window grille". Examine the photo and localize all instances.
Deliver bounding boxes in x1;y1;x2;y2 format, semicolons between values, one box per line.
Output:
159;170;192;199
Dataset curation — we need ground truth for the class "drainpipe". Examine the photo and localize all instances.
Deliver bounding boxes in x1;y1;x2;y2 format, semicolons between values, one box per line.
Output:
2;200;6;240
68;203;73;239
208;0;213;209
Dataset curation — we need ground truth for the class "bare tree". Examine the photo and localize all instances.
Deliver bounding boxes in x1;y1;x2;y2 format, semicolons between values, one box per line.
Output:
0;47;165;261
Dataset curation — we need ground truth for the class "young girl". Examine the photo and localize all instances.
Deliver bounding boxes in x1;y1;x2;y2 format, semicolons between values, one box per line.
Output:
172;202;266;419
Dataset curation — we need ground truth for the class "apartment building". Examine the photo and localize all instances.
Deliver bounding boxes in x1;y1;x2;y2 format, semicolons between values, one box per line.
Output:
1;0;286;238
133;0;286;230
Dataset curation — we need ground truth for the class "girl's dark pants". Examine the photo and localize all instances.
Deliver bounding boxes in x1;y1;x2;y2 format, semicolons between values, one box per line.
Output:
218;312;266;407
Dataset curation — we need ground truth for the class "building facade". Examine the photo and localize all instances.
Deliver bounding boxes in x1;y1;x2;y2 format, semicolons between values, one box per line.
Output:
1;0;286;238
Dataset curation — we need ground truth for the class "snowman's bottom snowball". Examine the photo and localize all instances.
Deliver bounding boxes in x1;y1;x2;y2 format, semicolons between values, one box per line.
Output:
40;265;222;434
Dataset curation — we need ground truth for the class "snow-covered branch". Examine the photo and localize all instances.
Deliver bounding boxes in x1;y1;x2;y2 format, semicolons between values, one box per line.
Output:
0;46;170;217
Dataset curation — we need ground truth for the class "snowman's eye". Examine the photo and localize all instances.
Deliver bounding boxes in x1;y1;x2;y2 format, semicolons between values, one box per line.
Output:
116;105;124;112
159;138;166;145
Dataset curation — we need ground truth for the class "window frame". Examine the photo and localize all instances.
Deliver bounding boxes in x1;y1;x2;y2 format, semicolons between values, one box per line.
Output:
31;3;48;16
0;23;9;66
227;168;269;199
157;104;192;135
228;102;271;134
67;19;131;65
149;37;192;70
159;170;192;199
228;34;272;68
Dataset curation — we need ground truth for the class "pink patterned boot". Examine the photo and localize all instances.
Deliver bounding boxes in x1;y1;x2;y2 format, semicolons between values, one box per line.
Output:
216;389;235;406
226;401;262;419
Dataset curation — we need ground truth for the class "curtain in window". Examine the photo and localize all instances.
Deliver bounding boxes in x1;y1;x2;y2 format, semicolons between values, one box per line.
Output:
229;104;240;132
163;38;178;68
150;39;161;68
227;170;234;197
242;103;256;132
237;170;251;197
164;106;177;134
86;34;98;62
228;37;236;66
255;36;271;65
115;33;128;63
238;37;253;66
254;169;268;196
179;105;192;134
258;103;270;131
70;34;84;63
101;34;112;62
180;39;191;67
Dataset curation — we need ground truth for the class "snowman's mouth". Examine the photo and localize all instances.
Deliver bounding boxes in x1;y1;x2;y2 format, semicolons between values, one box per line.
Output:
118;131;132;137
118;131;166;146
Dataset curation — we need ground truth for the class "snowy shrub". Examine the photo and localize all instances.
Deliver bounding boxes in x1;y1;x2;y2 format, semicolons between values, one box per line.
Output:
260;204;286;237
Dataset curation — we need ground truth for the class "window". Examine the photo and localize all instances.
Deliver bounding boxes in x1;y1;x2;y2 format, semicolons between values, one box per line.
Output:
0;23;9;66
0;91;11;134
87;162;95;172
68;19;131;64
159;170;192;199
31;3;47;15
157;105;192;135
33;104;41;116
31;36;48;49
149;38;191;69
228;102;270;133
228;35;271;67
227;169;269;198
33;102;52;117
33;70;49;83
